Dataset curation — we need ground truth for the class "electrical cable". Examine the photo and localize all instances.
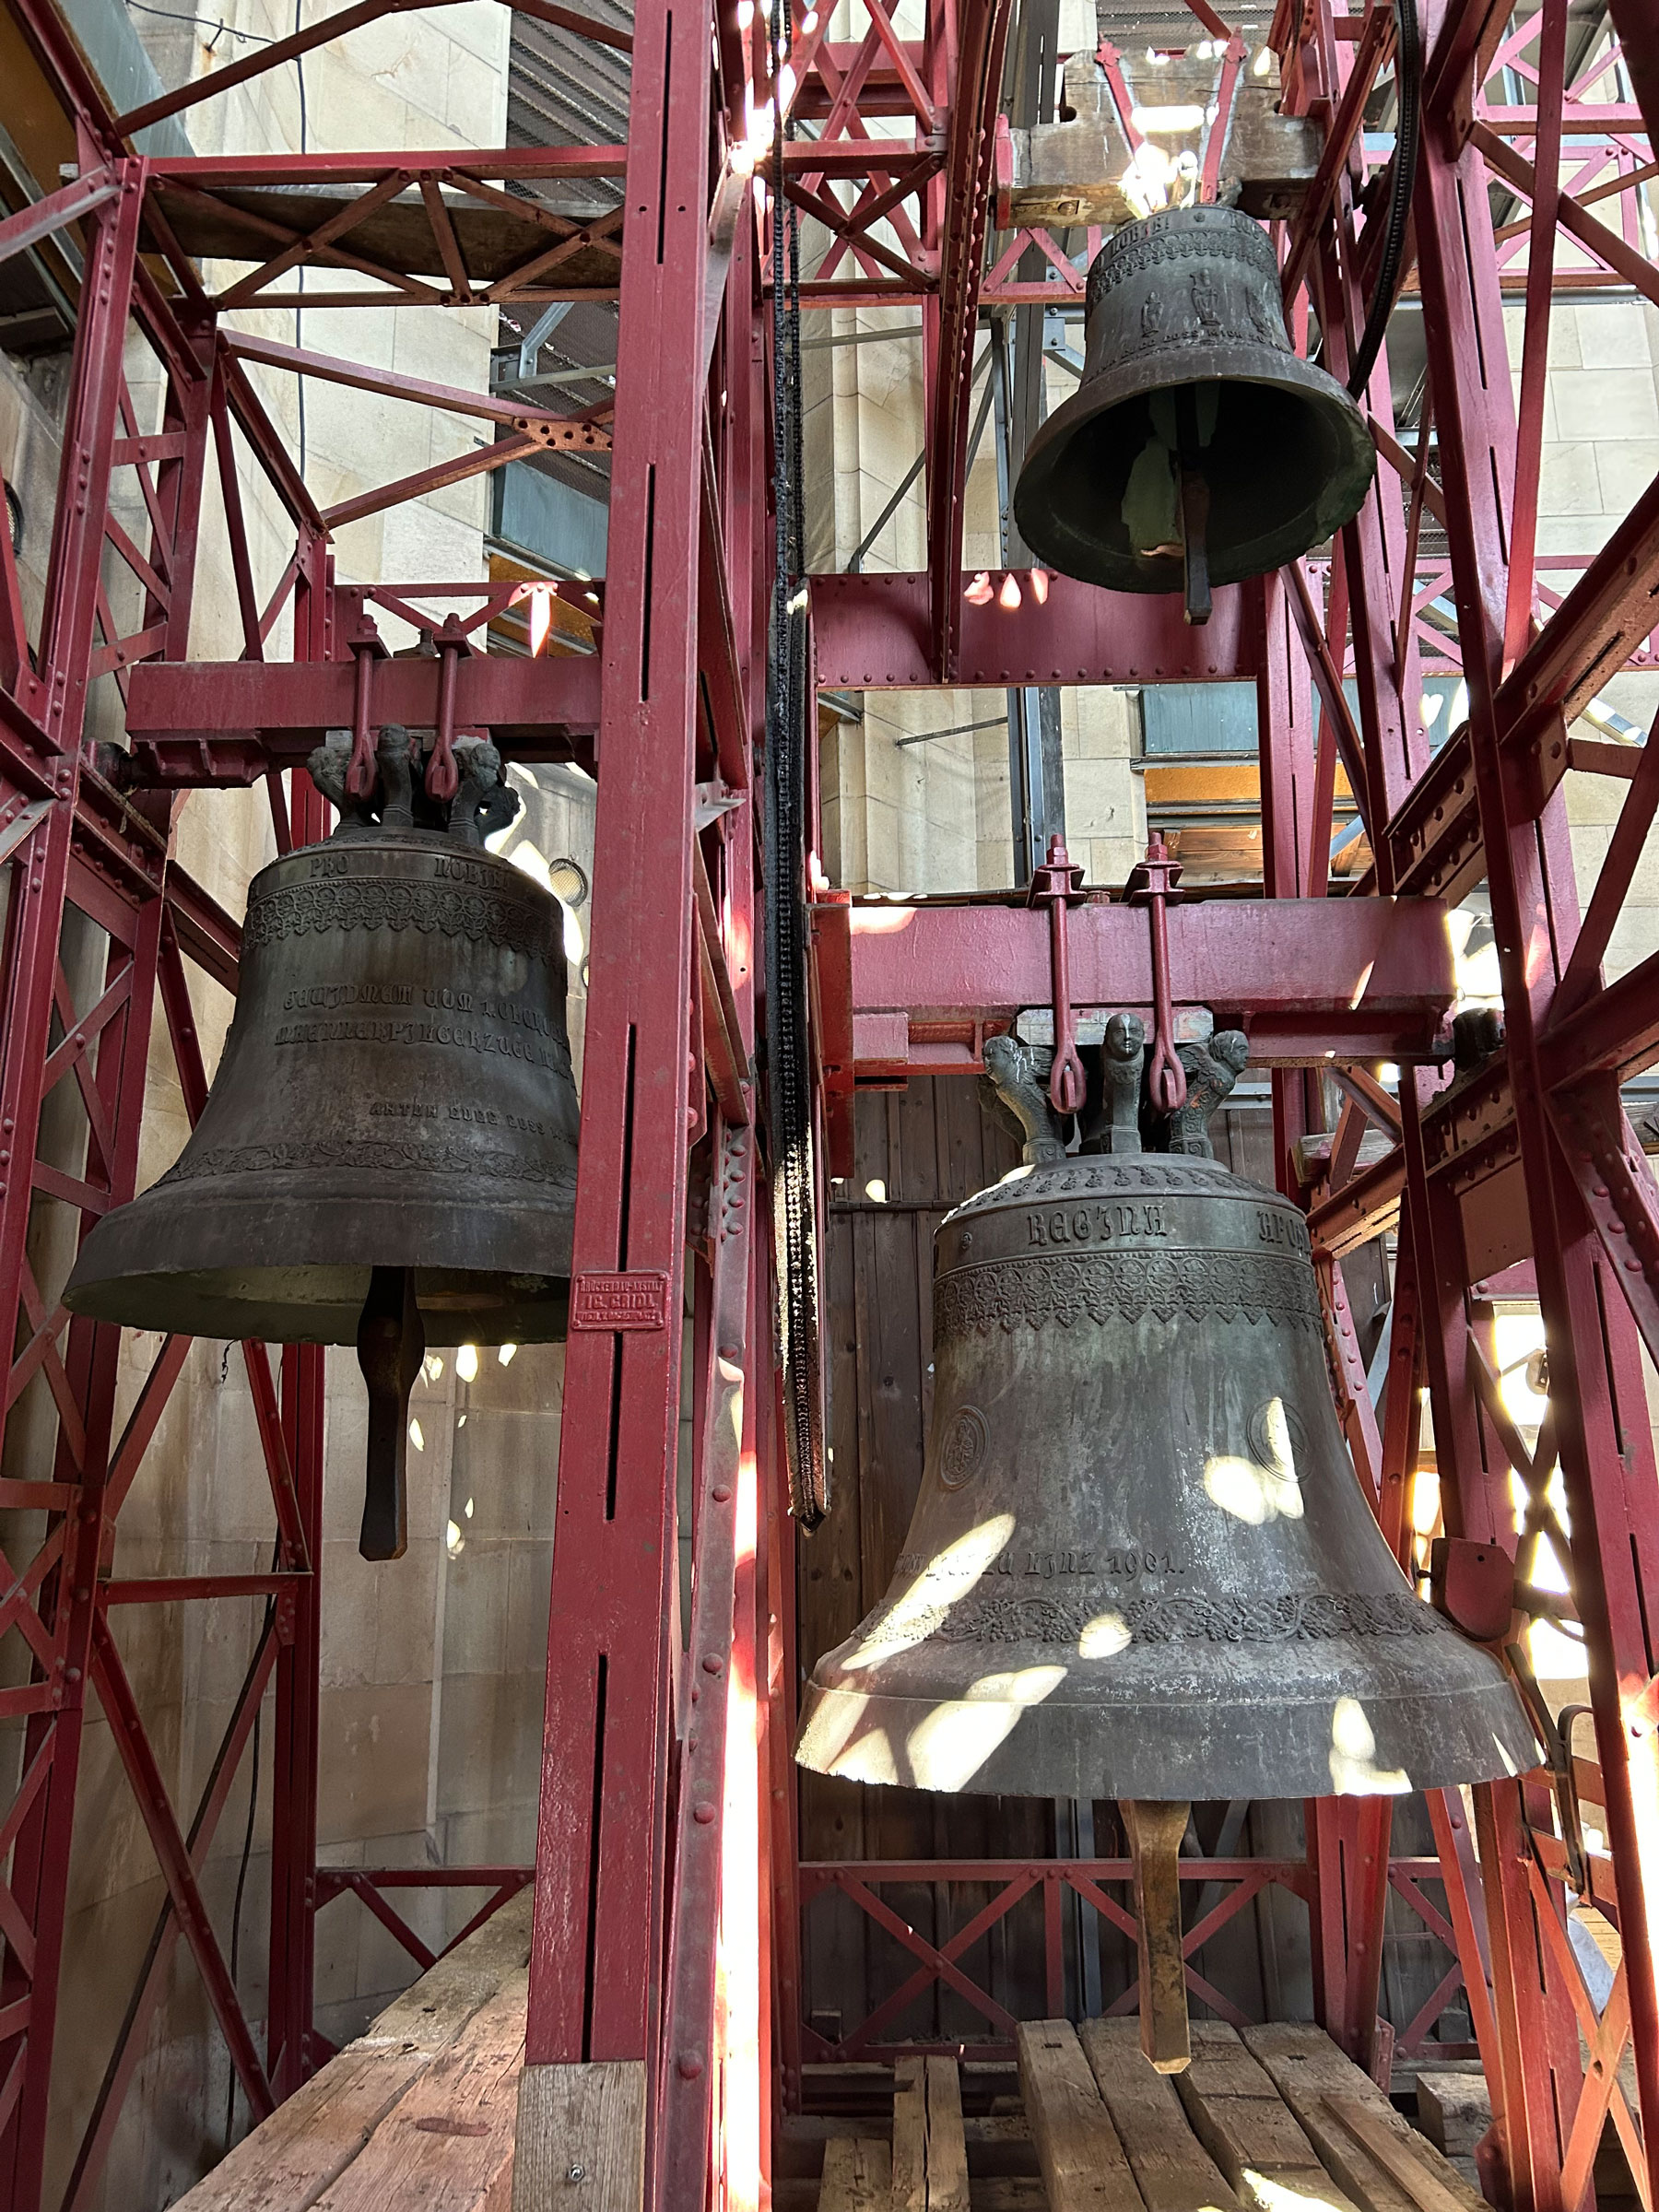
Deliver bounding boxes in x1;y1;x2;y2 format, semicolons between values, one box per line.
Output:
764;0;828;1529
1347;0;1420;398
124;0;276;50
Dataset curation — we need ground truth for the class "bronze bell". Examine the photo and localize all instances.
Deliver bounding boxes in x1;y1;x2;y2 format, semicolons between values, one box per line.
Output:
796;1020;1535;2067
65;724;580;1559
1014;205;1376;622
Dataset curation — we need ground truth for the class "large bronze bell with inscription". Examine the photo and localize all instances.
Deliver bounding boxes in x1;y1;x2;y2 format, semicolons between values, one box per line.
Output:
796;1018;1534;2066
1014;205;1375;622
65;725;579;1559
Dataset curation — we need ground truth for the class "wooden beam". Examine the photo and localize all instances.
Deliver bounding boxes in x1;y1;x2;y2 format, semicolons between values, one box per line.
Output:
1017;2019;1144;2212
818;2136;893;2210
316;1972;526;2206
173;1891;535;2210
170;2047;429;2209
1241;2027;1487;2212
1174;2025;1362;2212
1324;2102;1478;2212
512;2059;645;2212
1081;2019;1245;2212
893;2054;971;2212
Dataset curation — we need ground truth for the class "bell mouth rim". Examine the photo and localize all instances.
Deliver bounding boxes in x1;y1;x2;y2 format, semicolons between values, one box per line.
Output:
1013;352;1376;594
61;1262;571;1348
794;1676;1540;1801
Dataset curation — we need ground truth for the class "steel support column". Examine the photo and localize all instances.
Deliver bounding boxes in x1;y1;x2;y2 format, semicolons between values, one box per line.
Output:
516;0;714;2189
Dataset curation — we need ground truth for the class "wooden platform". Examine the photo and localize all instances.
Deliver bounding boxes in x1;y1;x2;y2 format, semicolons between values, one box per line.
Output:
174;1891;533;2210
812;2024;1493;2212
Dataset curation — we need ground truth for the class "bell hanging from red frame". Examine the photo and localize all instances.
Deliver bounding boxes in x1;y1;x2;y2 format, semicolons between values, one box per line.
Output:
65;725;581;1559
795;1019;1535;2067
1014;204;1376;621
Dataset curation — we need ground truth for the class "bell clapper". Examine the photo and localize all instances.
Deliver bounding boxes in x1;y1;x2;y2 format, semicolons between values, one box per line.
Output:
356;1265;426;1562
1173;386;1213;628
1122;1799;1193;2074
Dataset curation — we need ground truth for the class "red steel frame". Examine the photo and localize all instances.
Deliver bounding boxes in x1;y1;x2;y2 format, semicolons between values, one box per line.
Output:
0;0;1648;2201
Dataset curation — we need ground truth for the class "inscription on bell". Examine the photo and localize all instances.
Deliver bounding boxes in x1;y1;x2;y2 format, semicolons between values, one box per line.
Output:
1255;1207;1312;1253
271;1015;568;1072
281;981;553;1034
893;1543;1188;1579
363;1100;548;1132
1026;1200;1168;1246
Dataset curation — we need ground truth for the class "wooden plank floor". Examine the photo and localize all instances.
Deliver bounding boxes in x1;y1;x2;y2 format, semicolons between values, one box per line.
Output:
174;1890;533;2211
814;2025;1490;2212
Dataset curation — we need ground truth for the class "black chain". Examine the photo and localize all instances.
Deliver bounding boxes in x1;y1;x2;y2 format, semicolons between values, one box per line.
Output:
765;1;828;1528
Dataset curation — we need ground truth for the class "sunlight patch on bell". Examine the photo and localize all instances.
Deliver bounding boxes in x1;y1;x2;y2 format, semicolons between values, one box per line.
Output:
794;1688;897;1784
1328;1695;1410;1794
1203;1398;1304;1525
1078;1611;1133;1659
822;1724;900;1787
965;1665;1067;1705
905;1666;1066;1792
841;1512;1017;1672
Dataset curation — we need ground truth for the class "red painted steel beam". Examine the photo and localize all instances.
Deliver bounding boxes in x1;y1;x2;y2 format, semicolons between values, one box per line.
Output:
522;0;713;2101
1421;0;1509;147
1414;104;1659;2212
320;1865;533;1886
814;892;1455;1083
150;148;633;187
1280;6;1394;308
124;654;603;771
0;172;152;2212
1386;458;1659;900
926;0;1014;677
0;169;120;270
812;571;1260;688
771;139;939;179
224;330;601;436
1545;950;1659;1086
1547;1076;1659;1378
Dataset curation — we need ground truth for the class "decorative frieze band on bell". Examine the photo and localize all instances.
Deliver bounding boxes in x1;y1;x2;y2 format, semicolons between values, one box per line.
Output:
1014;204;1376;623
